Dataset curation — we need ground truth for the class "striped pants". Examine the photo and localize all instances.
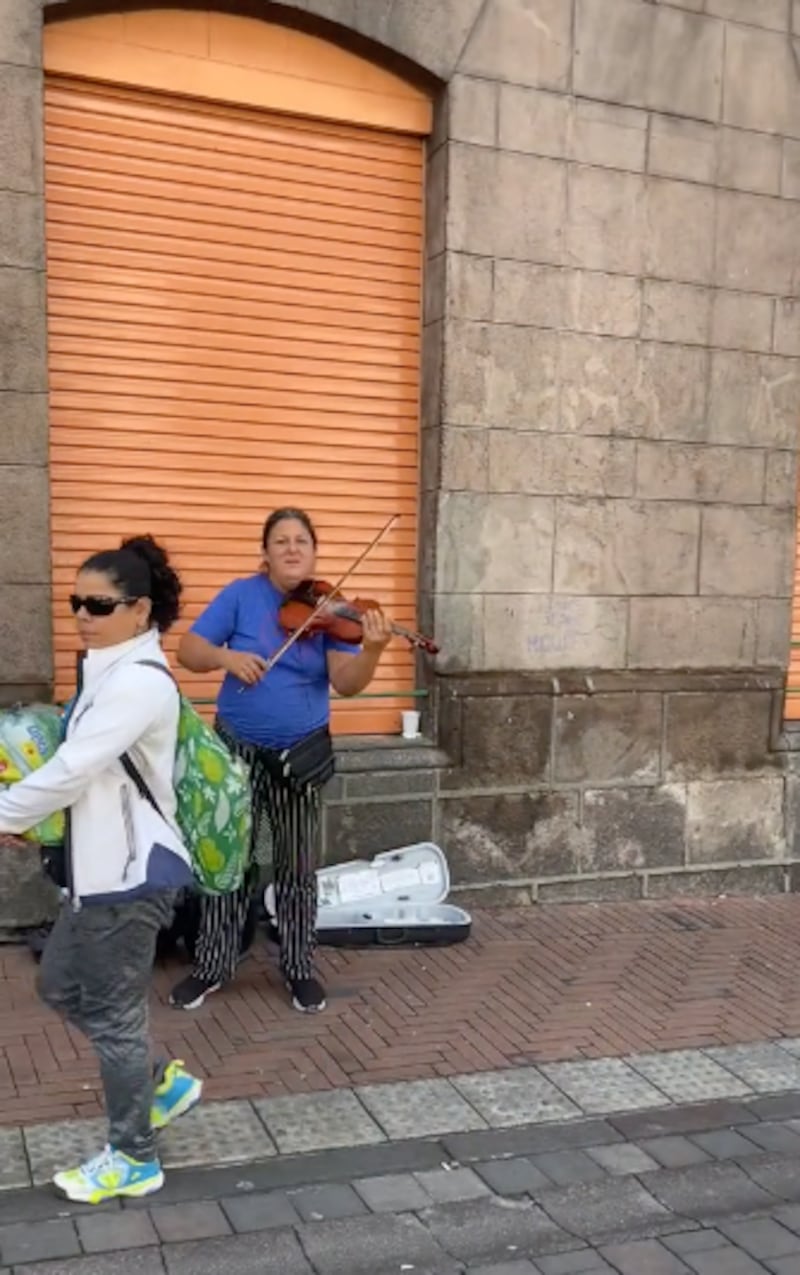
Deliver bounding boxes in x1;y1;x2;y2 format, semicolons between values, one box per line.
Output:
193;728;322;985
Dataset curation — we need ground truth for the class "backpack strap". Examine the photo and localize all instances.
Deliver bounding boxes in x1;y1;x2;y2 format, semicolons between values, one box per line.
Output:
119;660;179;819
120;751;164;820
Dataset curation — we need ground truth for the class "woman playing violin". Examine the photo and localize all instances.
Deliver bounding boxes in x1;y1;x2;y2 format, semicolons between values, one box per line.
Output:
169;508;392;1014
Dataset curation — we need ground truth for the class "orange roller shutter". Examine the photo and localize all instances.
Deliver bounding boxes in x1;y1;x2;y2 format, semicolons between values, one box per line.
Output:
787;470;800;719
44;77;424;733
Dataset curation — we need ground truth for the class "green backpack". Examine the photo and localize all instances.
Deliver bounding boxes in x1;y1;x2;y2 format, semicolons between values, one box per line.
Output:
129;662;252;895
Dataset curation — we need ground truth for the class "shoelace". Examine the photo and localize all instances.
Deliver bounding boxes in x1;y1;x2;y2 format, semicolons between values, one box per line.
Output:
81;1145;116;1176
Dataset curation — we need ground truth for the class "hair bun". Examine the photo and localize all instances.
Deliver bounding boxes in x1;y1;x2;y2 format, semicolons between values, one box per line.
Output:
121;534;170;571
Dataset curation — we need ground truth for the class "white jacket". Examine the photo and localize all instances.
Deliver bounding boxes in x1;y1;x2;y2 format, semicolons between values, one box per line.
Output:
0;630;193;905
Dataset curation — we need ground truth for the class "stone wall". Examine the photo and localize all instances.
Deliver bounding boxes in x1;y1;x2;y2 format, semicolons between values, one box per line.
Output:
0;0;799;926
314;668;797;909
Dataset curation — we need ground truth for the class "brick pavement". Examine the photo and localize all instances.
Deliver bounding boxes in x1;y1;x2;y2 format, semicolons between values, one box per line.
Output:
2;894;800;1127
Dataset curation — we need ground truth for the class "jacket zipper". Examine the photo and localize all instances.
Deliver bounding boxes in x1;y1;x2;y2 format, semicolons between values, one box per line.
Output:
120;784;136;881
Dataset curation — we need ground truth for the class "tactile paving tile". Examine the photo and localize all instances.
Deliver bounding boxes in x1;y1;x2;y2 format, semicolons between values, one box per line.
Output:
254;1088;385;1154
541;1058;667;1114
357;1078;487;1139
0;1127;31;1190
628;1049;752;1102
452;1067;581;1128
24;1117;106;1187
706;1043;800;1094
161;1099;277;1167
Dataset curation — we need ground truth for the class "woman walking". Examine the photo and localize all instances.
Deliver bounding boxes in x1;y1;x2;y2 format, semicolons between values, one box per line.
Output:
170;507;392;1014
0;536;202;1203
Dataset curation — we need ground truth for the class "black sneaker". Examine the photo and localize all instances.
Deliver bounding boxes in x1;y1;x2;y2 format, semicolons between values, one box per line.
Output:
169;974;221;1010
288;977;326;1013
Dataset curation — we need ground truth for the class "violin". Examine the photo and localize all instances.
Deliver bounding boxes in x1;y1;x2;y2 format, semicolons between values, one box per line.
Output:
279;579;439;655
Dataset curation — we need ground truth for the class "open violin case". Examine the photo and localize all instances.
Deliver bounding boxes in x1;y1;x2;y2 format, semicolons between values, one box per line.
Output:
264;842;472;948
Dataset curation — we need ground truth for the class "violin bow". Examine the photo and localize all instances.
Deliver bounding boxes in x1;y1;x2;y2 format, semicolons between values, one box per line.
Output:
238;513;400;690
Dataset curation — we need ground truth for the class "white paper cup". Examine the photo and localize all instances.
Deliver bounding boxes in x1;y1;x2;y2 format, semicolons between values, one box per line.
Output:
401;709;421;739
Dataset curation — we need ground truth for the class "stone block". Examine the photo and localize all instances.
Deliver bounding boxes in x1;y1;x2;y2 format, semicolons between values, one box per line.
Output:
627;597;757;668
426;146;446;260
569;100;647;172
432;593;484;671
439;790;582;884
345;769;435;799
448;146;566;262
575;0;724;122
381;0;486;80
637;342;710;442
323;798;434;863
645;177;716;286
686;776;785;863
0;268;47;392
0;192;44;270
0;65;43;195
554;498;699;596
569;271;641;339
441;692;551;789
723;24;800;138
434;427;488;492
421;315;443;429
537;875;643;902
699;504;794;597
774;300;800;357
459;0;572;90
446;253;493;321
0;0;40;65
494;261;567;328
444;321;560;429
484;594;628;669
0;392;48;464
565;166;645;275
423;252;444;325
489;432;635;498
554;692;662;784
784;140;800;200
641;281;711;346
664;690;774;778
718;127;782;197
448;75;497;147
707;0;788;28
0;465;49;582
558;332;642;436
649;864;782;896
635;441;762;505
497;84;570;158
649;116;717;185
437;491;554;593
711;291;773;354
420;425;441;493
582;786;686;873
707;351;800;448
765;450;797;506
0;841;56;930
756;599;791;665
0;584;52;684
716;190;800;294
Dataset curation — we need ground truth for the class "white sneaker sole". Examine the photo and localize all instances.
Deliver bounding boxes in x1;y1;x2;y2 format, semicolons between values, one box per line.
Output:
169;983;221;1011
53;1168;165;1204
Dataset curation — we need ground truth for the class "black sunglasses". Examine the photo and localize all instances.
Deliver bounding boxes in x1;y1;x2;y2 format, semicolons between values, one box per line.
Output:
69;594;140;617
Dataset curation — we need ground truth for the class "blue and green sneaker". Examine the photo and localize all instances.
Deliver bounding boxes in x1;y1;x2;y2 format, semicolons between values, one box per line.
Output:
151;1059;203;1131
53;1146;164;1204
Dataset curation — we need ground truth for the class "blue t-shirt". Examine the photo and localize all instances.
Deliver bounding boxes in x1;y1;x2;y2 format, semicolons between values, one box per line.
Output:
191;574;358;748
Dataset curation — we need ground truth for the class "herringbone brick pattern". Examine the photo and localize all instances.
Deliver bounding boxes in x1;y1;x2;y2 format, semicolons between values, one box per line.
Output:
2;895;800;1127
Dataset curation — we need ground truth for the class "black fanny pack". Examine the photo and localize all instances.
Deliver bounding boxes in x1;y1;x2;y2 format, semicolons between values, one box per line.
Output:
264;726;335;791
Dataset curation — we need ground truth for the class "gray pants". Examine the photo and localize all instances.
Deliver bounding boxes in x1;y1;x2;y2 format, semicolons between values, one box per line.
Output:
38;892;176;1162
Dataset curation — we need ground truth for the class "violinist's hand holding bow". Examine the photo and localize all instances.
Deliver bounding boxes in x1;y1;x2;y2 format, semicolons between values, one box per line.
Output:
361;607;393;653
